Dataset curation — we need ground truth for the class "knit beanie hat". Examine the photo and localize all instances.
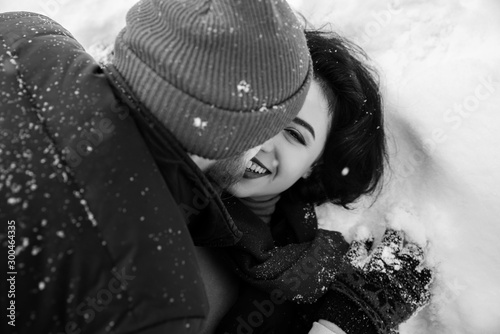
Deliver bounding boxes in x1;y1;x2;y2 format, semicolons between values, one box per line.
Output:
113;0;312;159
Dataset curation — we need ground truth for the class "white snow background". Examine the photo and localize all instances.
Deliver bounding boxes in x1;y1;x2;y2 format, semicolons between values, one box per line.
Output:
1;0;499;333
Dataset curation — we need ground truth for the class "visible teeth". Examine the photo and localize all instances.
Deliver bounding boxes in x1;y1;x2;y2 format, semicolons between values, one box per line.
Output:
246;161;268;174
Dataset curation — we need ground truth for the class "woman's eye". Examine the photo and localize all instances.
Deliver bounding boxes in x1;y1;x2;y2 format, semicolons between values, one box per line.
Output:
284;128;306;145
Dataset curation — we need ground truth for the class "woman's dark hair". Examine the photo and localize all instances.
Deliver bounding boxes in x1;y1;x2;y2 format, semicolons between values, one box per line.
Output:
289;29;387;207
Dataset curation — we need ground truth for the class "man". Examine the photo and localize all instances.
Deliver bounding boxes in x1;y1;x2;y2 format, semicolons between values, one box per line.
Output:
0;0;312;333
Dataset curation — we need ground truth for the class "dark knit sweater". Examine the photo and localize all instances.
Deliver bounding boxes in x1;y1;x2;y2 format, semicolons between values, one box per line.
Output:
239;195;281;224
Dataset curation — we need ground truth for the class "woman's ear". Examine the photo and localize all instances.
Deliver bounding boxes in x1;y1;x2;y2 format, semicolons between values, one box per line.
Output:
301;167;313;179
302;160;322;179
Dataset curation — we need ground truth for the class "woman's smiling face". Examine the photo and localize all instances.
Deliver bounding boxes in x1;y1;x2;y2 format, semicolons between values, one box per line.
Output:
228;80;332;200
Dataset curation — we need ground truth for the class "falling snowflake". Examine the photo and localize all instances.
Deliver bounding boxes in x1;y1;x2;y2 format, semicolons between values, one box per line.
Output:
7;197;21;205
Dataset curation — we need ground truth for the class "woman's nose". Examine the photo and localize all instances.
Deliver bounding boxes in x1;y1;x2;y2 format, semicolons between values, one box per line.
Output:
259;137;275;153
259;136;279;170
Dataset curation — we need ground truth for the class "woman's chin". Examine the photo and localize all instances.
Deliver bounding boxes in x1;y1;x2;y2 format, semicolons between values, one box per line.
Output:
227;181;265;199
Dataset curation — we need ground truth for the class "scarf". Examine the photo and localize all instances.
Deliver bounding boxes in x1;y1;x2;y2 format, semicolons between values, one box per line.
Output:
221;193;350;303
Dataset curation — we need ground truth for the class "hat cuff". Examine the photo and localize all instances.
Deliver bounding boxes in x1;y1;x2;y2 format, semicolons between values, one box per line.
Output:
113;33;312;159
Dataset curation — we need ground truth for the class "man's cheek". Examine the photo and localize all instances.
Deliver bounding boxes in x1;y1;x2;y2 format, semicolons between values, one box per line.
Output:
220;156;246;189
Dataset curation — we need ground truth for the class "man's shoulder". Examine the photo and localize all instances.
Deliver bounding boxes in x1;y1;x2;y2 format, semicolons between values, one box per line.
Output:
0;11;88;94
0;11;78;47
0;12;123;151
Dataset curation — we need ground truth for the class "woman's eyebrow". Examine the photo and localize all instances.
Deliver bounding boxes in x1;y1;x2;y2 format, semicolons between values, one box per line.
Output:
292;117;315;139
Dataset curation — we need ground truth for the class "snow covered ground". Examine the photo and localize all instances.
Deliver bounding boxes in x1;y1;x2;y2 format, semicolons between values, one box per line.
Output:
300;1;500;333
2;0;499;333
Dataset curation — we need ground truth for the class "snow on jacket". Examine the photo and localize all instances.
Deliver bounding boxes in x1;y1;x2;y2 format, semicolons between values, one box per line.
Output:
0;12;239;334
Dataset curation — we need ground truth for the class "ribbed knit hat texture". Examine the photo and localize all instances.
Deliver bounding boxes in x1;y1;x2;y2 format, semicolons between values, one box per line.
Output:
113;0;312;159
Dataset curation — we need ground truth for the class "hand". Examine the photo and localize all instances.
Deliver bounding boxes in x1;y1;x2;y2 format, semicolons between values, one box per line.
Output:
316;229;433;334
308;320;347;334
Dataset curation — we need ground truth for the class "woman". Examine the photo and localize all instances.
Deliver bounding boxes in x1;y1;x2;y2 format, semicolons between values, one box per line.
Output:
213;30;432;334
229;29;385;212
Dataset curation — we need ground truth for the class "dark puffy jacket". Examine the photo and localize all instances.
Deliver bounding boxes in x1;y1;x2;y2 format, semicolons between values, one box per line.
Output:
0;12;239;334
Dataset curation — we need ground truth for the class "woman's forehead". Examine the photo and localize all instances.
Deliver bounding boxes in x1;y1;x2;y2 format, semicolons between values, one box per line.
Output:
295;80;332;139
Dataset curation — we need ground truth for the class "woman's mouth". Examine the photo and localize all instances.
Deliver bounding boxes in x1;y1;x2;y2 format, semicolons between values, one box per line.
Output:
243;157;271;179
